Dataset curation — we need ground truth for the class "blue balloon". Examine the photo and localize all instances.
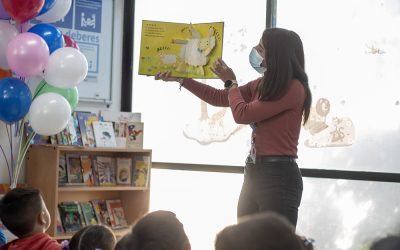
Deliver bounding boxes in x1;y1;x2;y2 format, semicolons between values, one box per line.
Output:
0;78;32;123
28;23;63;54
37;0;57;16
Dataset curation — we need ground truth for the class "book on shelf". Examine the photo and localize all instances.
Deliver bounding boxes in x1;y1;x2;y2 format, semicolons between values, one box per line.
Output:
55;208;65;234
66;115;79;145
95;156;116;186
106;199;128;229
133;155;151;187
91;199;112;227
58;201;85;233
76;111;99;147
116;157;132;185
66;154;84;185
58;154;68;185
72;111;83;146
80;201;98;226
126;122;144;149
80;155;95;186
92;121;117;148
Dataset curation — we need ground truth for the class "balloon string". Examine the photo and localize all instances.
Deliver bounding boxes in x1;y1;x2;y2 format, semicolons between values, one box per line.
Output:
9;124;14;179
32;82;47;99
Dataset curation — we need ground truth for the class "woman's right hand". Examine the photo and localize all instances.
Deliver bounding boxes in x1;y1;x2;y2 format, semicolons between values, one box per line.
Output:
154;71;184;83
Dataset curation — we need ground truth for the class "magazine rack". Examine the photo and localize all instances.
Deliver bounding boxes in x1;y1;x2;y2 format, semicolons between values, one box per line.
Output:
25;144;151;239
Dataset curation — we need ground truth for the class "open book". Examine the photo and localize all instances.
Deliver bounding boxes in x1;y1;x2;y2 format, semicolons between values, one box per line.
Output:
139;20;224;79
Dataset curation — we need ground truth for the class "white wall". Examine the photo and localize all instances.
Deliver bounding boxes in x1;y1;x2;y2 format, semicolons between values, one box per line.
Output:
0;0;124;184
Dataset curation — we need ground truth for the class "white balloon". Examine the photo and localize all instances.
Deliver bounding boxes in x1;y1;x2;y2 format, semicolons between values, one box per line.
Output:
28;92;71;136
0;22;18;69
35;0;72;23
44;47;88;88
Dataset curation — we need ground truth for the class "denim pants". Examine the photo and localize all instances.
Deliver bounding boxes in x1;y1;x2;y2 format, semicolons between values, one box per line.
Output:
237;159;303;227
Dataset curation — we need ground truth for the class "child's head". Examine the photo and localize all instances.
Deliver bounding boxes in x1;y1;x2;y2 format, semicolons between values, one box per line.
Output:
215;212;304;250
370;235;400;250
116;210;190;250
0;187;50;238
68;225;116;250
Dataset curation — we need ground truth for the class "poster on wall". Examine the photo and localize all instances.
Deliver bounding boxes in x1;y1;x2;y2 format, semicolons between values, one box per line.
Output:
35;0;114;102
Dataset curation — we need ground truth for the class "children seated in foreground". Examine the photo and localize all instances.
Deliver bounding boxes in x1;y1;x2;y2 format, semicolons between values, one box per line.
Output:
115;210;191;250
68;224;116;250
215;211;312;250
0;187;60;250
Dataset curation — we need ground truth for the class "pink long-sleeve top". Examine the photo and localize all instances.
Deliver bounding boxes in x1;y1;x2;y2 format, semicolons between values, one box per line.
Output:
181;77;305;157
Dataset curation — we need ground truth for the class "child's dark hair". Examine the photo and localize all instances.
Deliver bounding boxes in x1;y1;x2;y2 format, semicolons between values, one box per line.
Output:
116;210;190;250
370;235;400;250
68;225;116;250
0;187;43;238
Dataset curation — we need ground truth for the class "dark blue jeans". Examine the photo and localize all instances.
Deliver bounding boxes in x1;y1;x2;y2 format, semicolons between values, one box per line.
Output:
237;159;303;227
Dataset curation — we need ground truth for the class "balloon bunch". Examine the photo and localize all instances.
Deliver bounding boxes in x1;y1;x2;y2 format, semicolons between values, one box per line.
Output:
0;0;87;188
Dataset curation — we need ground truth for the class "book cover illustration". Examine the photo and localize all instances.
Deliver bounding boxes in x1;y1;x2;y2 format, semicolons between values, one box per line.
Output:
139;20;224;79
91;199;112;227
80;201;98;226
55;208;65;234
58;201;85;233
66;154;84;184
106;199;128;229
72;111;83;146
92;121;117;148
58;154;68;185
133;155;151;187
96;156;116;186
85;115;100;148
80;155;94;186
126;122;144;149
76;111;97;147
66;115;78;145
116;157;132;185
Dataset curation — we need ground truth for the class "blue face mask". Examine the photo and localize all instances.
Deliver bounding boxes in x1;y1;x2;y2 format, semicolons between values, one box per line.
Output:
249;47;266;74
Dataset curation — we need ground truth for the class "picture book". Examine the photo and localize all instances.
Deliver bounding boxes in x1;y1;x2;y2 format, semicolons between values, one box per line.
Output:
116;157;132;185
76;111;97;147
133;155;151;187
58;154;68;185
91;199;112;227
126;122;144;149
85;115;100;147
80;201;98;226
92;121;117;148
95;156;116;186
72;111;83;146
106;199;128;229
139;20;224;79
66;154;84;184
66;115;79;145
80;155;94;186
58;201;85;233
55;208;65;234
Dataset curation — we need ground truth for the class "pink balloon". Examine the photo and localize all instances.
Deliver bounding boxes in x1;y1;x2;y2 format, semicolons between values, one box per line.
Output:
6;32;49;77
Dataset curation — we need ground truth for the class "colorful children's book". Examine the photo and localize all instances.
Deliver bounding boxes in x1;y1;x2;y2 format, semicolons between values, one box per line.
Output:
80;201;98;226
116;157;132;185
96;156;116;186
55;208;65;234
58;201;85;233
72;111;83;146
58;154;68;185
76;111;96;147
91;199;112;227
133;155;151;187
106;199;128;229
126;122;144;149
80;155;94;186
92;121;117;148
139;20;224;79
66;115;79;145
66;154;84;184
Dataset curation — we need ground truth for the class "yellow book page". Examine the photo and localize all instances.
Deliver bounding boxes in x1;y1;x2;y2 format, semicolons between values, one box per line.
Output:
139;20;224;79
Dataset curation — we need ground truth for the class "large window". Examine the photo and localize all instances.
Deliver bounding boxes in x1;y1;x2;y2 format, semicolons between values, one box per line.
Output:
133;0;267;166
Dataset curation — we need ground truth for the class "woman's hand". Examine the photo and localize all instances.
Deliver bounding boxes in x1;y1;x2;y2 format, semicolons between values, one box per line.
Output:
154;71;184;83
210;58;236;83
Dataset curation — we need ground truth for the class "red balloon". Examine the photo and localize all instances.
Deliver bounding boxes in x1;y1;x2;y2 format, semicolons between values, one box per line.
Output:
1;0;44;23
63;35;79;50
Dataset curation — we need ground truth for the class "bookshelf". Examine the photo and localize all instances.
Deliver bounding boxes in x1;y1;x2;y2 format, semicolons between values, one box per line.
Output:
25;144;151;239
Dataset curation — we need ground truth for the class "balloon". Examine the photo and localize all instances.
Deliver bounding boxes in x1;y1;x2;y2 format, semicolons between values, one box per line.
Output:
6;32;49;77
44;47;88;88
37;0;56;16
34;80;78;110
0;77;32;123
1;0;44;23
0;1;10;19
0;22;18;69
0;68;12;79
28;92;71;136
35;0;71;23
63;35;79;50
28;23;63;54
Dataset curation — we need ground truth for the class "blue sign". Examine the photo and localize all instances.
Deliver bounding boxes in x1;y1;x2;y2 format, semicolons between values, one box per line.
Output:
75;0;102;33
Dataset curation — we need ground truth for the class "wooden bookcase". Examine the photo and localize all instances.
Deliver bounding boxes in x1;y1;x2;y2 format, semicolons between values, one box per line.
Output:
25;144;151;240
